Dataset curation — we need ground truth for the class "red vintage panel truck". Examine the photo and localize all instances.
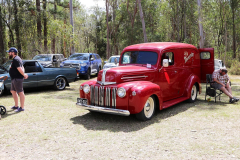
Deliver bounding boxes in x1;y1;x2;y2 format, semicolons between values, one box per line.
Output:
76;42;214;121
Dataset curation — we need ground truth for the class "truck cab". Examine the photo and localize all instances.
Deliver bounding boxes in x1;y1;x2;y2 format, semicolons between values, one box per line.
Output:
76;42;214;121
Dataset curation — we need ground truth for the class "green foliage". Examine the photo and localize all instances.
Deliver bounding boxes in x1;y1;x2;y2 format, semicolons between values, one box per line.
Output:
0;0;239;70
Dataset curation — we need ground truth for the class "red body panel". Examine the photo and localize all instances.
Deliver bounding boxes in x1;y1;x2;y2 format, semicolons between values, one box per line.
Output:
79;42;214;115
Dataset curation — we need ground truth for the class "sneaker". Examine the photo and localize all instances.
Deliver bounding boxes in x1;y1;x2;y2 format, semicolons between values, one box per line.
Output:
15;107;24;112
230;98;236;103
233;97;239;102
11;106;19;110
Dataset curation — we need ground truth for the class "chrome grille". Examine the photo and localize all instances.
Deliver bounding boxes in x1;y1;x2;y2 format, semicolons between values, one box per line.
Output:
63;63;80;69
90;85;117;108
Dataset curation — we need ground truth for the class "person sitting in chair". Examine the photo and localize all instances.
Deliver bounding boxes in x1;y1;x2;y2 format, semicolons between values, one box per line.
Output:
212;67;239;103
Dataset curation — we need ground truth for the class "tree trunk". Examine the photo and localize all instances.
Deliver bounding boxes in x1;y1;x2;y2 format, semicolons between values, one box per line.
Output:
43;0;47;52
69;0;74;54
0;5;5;61
13;0;21;57
36;0;42;49
106;0;110;59
197;0;204;48
52;1;57;54
137;0;147;42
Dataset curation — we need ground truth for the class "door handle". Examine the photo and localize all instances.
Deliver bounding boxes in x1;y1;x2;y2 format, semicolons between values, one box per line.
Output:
175;71;177;73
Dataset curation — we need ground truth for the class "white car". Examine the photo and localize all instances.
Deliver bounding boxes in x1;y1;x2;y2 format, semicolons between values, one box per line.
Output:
103;55;120;69
214;59;226;70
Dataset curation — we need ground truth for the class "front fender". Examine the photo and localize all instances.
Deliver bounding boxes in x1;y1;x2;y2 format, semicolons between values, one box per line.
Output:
127;81;162;114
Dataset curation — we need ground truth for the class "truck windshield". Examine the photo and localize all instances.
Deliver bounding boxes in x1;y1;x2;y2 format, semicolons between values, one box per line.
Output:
68;54;89;60
121;51;158;65
33;55;51;61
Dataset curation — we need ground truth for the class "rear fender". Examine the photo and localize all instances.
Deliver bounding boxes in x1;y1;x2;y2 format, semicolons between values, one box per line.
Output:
184;75;201;98
128;81;162;114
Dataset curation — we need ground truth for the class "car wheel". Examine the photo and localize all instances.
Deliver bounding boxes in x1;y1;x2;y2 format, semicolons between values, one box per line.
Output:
188;83;198;102
54;77;66;90
136;96;156;121
0;105;6;115
84;68;90;80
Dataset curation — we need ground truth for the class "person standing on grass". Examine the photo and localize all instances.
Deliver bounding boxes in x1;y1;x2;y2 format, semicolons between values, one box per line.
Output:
7;47;28;112
212;67;239;103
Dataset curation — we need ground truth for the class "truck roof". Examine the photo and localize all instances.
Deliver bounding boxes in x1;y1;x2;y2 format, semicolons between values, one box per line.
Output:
123;42;197;52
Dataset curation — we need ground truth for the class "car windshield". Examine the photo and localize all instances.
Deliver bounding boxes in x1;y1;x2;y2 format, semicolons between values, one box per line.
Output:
33;55;51;61
1;60;12;71
109;57;120;63
68;54;89;60
121;51;158;65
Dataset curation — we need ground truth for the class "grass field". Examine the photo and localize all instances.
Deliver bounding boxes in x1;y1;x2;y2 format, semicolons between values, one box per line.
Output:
0;76;240;160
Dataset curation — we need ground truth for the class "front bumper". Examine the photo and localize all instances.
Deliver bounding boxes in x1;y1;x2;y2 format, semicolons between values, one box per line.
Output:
76;103;130;116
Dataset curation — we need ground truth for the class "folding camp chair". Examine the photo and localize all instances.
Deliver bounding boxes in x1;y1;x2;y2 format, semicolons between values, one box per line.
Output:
205;74;224;103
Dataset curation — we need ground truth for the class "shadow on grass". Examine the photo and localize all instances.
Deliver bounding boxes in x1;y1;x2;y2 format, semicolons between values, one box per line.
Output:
0;108;21;119
70;99;229;132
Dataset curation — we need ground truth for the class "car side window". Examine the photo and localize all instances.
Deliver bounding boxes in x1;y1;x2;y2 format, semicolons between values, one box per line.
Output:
162;52;174;66
90;55;95;60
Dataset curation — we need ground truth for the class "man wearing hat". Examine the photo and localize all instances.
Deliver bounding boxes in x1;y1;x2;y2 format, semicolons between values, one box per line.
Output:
212;67;239;103
7;47;28;112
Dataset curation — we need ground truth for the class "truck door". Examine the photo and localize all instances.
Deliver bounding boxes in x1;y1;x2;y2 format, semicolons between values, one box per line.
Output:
199;48;214;83
23;62;39;88
158;51;180;101
90;54;97;74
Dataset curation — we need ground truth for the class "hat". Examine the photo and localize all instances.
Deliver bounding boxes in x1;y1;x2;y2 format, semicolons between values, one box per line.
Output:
220;67;227;70
6;47;18;53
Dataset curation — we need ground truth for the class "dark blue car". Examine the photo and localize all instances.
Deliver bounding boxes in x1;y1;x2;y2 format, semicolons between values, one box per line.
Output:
60;53;102;79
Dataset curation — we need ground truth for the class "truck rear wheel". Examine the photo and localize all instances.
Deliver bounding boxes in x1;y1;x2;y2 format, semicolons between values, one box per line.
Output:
54;77;66;90
188;83;198;102
136;96;156;121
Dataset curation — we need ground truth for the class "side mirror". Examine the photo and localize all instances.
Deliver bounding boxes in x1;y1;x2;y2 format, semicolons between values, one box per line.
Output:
53;59;57;62
104;61;107;64
90;58;94;61
163;59;169;67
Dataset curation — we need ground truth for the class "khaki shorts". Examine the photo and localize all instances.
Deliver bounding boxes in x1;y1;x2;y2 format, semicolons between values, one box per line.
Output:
211;83;223;90
11;79;24;93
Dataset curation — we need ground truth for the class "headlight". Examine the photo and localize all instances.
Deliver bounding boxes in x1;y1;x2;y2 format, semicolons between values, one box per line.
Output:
117;87;126;98
81;63;87;66
83;84;90;93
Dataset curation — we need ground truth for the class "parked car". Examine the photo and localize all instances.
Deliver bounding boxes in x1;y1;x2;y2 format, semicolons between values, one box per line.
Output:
76;42;215;121
33;54;65;67
214;59;226;70
60;53;102;80
0;60;77;96
103;55;120;69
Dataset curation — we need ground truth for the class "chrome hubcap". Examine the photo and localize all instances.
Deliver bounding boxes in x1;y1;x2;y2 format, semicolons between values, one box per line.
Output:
144;97;154;118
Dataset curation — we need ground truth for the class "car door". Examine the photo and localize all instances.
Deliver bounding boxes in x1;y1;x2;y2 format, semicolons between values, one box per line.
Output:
23;62;39;88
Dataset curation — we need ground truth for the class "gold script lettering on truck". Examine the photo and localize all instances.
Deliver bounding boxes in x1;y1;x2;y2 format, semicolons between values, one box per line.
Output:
76;42;214;121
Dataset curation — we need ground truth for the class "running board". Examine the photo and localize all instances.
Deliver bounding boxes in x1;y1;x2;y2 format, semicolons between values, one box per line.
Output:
162;97;189;109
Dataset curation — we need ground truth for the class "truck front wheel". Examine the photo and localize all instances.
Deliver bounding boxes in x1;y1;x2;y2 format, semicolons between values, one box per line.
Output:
188;83;198;102
136;96;156;121
84;68;91;80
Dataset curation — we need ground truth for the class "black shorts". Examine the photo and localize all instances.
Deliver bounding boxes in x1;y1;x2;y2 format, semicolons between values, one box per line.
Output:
11;79;24;93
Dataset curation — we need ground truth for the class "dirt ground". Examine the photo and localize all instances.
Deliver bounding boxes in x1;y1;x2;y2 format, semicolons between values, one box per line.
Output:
0;76;240;160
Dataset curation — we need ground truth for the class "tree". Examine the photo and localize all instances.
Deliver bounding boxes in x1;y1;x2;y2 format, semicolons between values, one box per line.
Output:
137;0;147;42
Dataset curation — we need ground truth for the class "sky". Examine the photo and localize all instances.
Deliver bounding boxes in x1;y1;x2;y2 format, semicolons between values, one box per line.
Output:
79;0;105;10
